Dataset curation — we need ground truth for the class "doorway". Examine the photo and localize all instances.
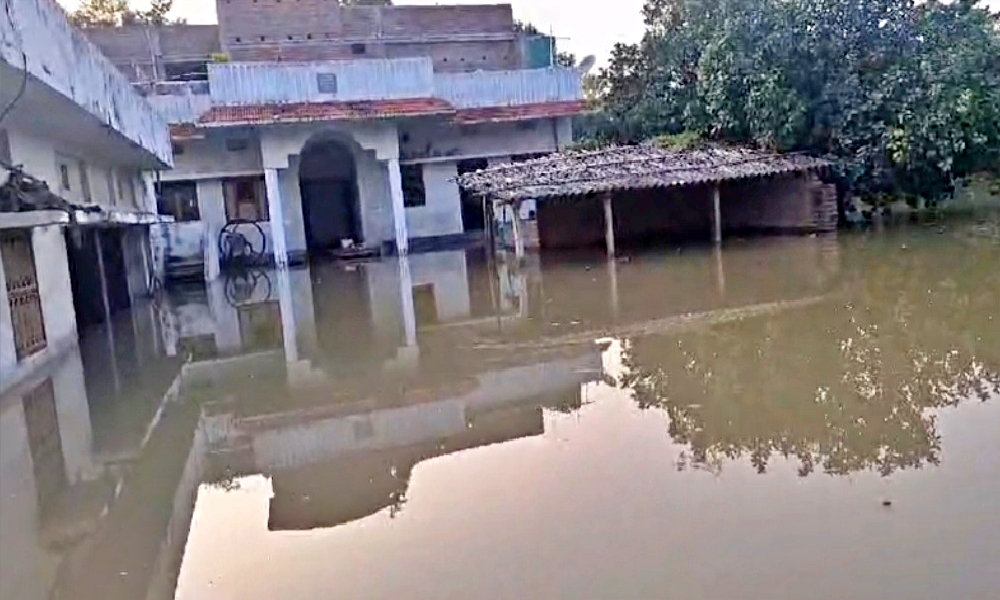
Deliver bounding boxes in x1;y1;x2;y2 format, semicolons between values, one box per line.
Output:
458;158;489;232
299;137;362;252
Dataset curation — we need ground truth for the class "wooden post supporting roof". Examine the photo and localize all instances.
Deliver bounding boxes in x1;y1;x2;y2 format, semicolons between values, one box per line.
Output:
511;201;525;261
711;184;722;244
603;193;616;257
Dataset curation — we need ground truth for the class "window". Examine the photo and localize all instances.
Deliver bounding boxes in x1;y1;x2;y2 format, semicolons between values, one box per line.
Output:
350;43;366;55
223;176;268;221
158;181;201;221
58;163;71;191
316;72;338;94
225;138;249;152
164;60;209;82
401;165;426;208
106;169;117;205
77;160;92;203
118;170;136;207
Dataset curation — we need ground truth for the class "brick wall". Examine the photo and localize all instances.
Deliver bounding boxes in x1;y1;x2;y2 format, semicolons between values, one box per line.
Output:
85;4;523;81
218;1;518;70
84;25;221;82
721;174;833;233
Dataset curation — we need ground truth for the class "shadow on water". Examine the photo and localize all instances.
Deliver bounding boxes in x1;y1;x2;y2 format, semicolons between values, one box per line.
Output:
1;217;998;600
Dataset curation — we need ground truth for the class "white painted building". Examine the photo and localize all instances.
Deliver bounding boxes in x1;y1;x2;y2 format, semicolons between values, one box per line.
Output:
80;3;585;280
144;61;580;281
0;0;172;395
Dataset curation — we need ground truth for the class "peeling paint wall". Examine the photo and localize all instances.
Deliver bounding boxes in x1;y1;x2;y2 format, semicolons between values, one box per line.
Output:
0;0;172;165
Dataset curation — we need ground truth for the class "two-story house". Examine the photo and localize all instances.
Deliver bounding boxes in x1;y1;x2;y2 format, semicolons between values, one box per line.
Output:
0;0;172;395
83;2;586;280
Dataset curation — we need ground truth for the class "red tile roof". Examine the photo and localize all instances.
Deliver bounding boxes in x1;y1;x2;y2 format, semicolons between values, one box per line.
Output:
455;100;589;124
198;98;456;127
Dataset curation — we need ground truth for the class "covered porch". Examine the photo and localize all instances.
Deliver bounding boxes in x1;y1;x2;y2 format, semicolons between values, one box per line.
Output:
457;145;836;258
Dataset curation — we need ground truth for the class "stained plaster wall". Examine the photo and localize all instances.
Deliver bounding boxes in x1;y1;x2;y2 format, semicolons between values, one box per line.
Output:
1;0;172;164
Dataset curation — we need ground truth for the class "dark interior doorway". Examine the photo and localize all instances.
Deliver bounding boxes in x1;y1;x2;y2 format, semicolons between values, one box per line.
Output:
65;227;131;329
299;138;362;252
458;158;489;232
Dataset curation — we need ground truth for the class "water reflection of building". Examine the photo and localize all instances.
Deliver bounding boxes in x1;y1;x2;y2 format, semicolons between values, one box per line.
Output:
0;235;877;600
0;332;180;600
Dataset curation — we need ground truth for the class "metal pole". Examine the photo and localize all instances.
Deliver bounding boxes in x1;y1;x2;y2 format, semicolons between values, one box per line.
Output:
94;228;121;393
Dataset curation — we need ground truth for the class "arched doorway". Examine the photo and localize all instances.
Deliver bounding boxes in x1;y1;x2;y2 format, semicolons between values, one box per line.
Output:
298;134;363;252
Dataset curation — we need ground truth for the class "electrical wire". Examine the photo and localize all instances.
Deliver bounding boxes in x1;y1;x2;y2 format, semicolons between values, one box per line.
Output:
0;50;27;127
0;0;27;128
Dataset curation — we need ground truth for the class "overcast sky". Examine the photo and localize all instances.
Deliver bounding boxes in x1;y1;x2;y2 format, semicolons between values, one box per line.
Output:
57;0;1000;66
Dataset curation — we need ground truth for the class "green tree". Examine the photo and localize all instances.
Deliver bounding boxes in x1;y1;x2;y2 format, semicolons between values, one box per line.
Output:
594;0;1000;203
69;0;177;27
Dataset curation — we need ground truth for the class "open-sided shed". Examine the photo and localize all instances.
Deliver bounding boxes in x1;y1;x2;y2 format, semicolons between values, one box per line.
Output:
457;144;836;256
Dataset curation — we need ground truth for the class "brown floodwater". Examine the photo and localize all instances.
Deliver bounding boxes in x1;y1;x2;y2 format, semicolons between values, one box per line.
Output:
2;220;999;600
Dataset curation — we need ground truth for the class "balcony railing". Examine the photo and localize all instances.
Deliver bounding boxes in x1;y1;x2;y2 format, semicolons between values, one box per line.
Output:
208;58;436;106
143;58;585;124
434;68;583;109
1;0;172;165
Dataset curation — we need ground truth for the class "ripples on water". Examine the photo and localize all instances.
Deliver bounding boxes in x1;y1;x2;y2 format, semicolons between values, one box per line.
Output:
2;223;998;600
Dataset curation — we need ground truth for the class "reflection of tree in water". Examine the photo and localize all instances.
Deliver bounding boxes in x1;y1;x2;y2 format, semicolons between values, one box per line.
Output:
620;237;1000;477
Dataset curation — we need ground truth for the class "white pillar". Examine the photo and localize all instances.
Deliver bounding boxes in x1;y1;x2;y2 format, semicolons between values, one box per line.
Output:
386;158;409;255
397;256;417;347
714;245;726;298
265;168;288;268
607;257;619;320
711;184;722;244
276;268;299;363
603;193;616;257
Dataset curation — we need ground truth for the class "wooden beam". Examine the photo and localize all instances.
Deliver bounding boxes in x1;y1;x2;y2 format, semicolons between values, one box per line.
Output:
511;201;525;261
603;193;616;257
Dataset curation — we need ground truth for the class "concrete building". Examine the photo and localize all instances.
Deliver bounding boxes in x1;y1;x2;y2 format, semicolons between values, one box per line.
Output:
82;2;586;280
0;0;173;396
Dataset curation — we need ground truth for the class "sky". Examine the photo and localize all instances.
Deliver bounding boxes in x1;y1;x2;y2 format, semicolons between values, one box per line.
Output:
56;0;1000;67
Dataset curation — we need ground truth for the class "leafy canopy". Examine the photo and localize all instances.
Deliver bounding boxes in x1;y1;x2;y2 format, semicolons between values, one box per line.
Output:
590;0;1000;202
69;0;179;27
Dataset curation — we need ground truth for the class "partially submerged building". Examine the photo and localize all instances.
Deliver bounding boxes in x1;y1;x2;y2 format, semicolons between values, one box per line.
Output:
0;0;172;395
82;2;587;280
458;145;838;256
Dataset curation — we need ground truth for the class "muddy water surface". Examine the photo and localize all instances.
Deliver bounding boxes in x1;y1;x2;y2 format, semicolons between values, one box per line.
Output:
2;222;999;600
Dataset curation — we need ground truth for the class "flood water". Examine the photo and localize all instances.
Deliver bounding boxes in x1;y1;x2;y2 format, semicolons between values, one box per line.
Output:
2;221;999;600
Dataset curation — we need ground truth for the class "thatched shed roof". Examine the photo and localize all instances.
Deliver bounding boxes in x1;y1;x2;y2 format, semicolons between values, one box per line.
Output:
457;145;829;202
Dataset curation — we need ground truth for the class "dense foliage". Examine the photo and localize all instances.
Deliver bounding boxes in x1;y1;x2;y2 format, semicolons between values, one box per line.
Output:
588;0;1000;203
69;0;179;27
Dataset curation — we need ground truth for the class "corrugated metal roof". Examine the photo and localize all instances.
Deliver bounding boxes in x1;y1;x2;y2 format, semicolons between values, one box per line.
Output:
198;98;455;127
455;100;588;124
457;145;830;202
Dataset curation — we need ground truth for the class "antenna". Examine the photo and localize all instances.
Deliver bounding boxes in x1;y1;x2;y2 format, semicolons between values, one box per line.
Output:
579;55;597;74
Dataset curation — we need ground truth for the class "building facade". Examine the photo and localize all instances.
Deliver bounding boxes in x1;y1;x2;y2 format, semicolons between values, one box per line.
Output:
83;2;586;280
0;0;173;396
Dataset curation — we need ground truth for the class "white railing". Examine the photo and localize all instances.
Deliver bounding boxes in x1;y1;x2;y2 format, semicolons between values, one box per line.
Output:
434;68;583;109
0;0;172;165
208;58;435;106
